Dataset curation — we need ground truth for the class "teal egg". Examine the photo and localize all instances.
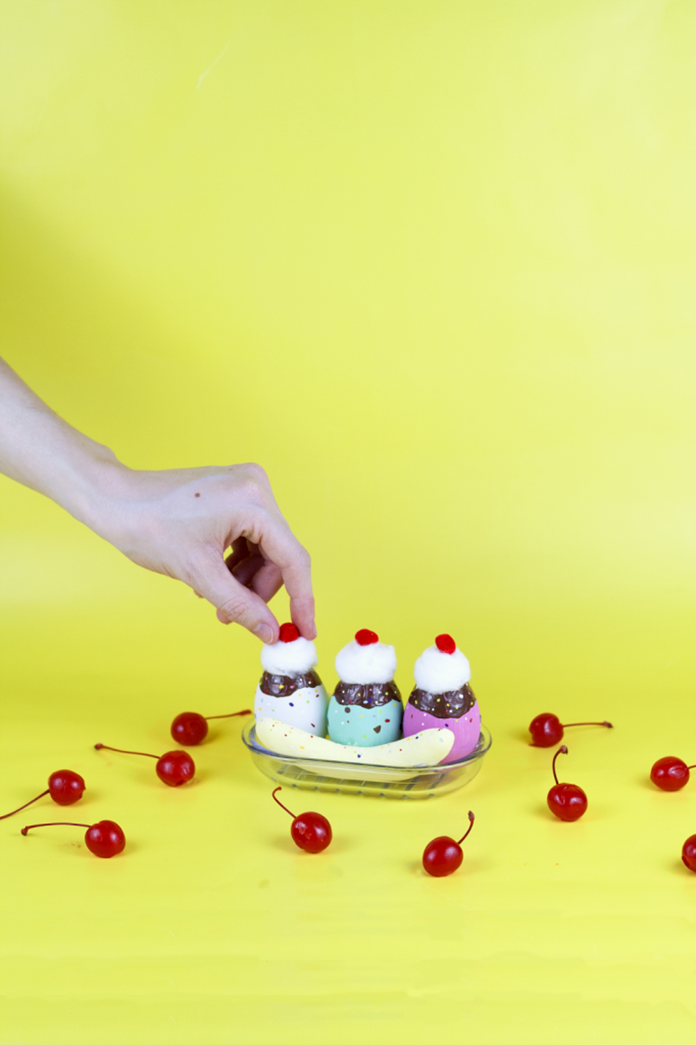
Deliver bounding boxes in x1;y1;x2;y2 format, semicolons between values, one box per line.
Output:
327;697;403;747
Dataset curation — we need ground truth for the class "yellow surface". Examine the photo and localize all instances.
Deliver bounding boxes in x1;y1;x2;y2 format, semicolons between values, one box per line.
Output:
1;2;696;1043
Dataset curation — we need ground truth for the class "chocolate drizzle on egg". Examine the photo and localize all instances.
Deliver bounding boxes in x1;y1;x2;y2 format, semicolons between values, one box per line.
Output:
333;680;401;708
260;670;322;697
408;683;476;719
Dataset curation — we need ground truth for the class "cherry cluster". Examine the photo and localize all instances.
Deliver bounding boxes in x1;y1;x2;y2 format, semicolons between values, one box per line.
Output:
7;690;694;876
529;708;696;871
4;702;251;858
270;786;476;877
649;756;696;872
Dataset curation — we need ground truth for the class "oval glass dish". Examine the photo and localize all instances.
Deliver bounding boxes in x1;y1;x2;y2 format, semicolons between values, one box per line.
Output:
241;719;492;799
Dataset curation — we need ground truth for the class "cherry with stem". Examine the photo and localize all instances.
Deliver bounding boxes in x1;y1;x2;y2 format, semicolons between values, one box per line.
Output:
170;708;252;746
21;820;125;858
547;745;588;821
650;756;696;792
271;786;332;853
95;744;195;787
0;770;85;820
529;713;613;747
422;811;475;878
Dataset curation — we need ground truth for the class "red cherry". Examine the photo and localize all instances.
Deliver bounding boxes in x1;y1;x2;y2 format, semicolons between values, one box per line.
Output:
435;633;456;655
21;820;126;858
271;787;332;853
0;770;86;820
355;629;379;646
95;743;195;786
49;770;86;805
279;622;300;643
155;751;196;786
170;708;252;745
547;746;587;821
682;835;696;872
171;712;208;745
650;756;695;792
422;811;475;877
529;713;613;747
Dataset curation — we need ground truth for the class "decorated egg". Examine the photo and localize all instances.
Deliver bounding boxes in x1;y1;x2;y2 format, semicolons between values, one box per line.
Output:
402;634;481;763
254;622;328;736
327;628;403;747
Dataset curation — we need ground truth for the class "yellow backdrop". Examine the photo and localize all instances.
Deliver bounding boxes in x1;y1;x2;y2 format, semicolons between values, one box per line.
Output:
1;2;695;1043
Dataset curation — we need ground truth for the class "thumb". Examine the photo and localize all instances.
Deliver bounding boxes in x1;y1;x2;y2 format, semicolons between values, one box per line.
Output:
190;553;279;643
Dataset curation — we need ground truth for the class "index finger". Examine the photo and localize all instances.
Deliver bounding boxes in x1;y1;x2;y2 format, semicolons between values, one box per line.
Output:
256;518;316;639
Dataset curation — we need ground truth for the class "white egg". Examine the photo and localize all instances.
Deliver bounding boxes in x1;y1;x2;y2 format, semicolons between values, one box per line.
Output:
254;680;328;736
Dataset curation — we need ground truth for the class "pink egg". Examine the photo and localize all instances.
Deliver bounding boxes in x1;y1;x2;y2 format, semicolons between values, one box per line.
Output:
402;700;481;764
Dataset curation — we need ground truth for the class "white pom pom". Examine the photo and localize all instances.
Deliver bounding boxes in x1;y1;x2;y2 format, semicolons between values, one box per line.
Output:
414;645;470;694
261;636;318;676
335;639;397;685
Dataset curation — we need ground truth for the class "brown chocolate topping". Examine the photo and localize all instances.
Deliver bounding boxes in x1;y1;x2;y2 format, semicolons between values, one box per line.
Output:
260;670;322;697
408;683;476;719
333;680;401;708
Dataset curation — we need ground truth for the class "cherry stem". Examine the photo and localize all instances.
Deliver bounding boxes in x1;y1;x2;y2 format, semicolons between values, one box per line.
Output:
456;810;475;846
21;822;90;836
552;745;568;785
204;709;252;720
686;765;696;771
560;721;613;729
271;786;296;819
94;743;158;759
0;789;50;821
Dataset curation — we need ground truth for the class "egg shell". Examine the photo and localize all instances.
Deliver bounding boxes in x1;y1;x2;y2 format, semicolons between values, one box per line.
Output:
327;697;403;747
254;681;328;736
402;699;481;763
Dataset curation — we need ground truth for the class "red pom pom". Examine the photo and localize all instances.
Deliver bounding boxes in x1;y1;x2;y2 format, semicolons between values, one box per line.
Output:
279;622;300;643
355;629;379;646
435;634;456;655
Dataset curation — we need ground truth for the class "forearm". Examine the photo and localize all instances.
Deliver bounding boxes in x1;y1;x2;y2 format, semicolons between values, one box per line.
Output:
0;357;121;533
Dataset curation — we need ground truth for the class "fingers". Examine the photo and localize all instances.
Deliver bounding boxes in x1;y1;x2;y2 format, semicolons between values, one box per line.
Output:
256;525;316;640
248;561;283;604
224;537;250;575
190;551;279;643
227;550;265;588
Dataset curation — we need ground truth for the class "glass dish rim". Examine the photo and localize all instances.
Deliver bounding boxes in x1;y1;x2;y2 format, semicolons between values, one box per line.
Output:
241;718;492;773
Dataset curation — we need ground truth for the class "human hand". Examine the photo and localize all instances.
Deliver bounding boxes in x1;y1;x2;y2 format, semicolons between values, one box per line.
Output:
95;462;315;644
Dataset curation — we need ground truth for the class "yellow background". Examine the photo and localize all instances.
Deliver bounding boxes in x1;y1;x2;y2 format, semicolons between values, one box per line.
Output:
1;2;695;1043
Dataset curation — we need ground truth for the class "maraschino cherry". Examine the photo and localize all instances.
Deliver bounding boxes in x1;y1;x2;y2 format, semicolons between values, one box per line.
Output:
0;770;85;820
271;787;332;853
547;746;588;821
170;708;252;746
650;756;696;792
529;713;613;747
682;835;696;872
21;820;125;858
95;743;195;786
422;811;475;877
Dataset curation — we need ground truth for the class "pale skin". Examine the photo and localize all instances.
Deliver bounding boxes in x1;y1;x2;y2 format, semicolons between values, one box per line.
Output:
0;358;316;644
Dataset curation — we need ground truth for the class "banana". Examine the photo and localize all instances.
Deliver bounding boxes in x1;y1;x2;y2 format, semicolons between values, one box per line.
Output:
255;717;454;767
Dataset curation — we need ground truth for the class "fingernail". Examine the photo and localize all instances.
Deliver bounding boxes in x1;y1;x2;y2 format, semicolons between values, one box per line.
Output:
254;623;274;644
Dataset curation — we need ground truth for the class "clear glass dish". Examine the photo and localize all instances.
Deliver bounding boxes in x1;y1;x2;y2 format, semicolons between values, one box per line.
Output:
241;719;492;799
